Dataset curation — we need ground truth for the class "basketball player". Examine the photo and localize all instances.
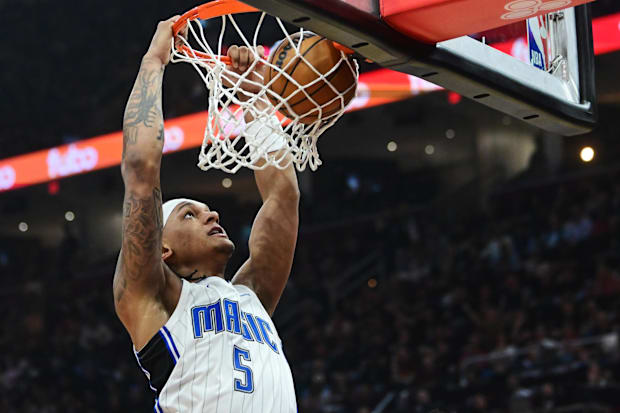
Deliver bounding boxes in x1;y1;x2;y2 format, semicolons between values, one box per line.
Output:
113;16;298;412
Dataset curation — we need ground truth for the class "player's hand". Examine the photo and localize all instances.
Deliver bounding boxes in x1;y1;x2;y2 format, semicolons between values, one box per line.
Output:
226;45;267;95
143;16;185;66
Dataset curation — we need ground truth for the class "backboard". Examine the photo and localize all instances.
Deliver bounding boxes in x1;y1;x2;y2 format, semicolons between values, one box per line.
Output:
239;0;597;136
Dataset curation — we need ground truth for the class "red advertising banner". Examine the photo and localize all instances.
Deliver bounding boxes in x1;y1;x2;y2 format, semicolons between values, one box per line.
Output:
380;0;595;43
0;112;208;192
0;71;437;192
592;12;620;55
1;12;619;193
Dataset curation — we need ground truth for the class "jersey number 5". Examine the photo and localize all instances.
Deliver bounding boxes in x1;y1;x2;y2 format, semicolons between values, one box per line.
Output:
233;346;254;393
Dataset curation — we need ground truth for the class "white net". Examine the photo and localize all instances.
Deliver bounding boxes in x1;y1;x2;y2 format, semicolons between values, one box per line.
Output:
170;10;359;173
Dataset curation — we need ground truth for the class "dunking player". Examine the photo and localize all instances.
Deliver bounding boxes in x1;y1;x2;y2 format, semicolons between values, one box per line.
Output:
113;17;298;412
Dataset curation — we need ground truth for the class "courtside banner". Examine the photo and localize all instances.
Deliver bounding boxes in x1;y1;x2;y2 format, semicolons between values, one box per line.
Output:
1;13;619;192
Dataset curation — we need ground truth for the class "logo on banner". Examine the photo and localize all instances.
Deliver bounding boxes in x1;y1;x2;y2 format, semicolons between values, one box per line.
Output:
162;126;185;153
47;144;99;178
528;14;550;70
0;166;16;191
502;0;572;20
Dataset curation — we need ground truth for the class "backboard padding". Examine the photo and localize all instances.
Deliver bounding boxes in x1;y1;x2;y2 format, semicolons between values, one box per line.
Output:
239;0;596;135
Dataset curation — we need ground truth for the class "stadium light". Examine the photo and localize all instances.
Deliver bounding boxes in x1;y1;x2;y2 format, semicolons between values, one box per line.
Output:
18;222;28;232
425;145;435;155
580;146;595;162
387;141;398;152
65;211;75;222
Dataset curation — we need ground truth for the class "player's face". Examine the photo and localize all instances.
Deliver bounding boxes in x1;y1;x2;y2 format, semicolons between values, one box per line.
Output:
163;201;235;264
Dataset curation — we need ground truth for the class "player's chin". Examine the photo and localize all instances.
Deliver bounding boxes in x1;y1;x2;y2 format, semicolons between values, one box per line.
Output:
212;237;235;255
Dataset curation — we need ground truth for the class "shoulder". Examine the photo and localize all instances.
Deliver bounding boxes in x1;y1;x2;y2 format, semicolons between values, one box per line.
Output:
233;281;255;297
232;281;273;317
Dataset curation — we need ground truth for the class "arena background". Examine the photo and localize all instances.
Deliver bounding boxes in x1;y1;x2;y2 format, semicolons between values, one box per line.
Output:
1;1;620;412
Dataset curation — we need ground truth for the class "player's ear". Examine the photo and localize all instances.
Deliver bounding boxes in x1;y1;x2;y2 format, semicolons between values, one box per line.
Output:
162;243;173;262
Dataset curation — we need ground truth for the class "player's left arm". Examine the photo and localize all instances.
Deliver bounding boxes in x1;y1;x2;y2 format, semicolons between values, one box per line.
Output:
232;156;300;316
226;45;300;315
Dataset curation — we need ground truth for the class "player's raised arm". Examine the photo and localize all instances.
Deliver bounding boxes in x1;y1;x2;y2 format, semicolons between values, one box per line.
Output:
233;154;300;316
113;17;183;345
228;46;301;316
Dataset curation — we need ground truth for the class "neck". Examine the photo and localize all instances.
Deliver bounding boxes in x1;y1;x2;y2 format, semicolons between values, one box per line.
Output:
170;261;227;283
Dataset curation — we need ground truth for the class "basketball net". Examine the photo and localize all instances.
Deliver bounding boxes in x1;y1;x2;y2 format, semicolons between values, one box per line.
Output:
170;5;359;173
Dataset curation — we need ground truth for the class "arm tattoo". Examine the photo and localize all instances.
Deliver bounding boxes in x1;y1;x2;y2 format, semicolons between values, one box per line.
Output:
115;63;166;304
122;128;138;160
123;67;164;130
120;187;163;282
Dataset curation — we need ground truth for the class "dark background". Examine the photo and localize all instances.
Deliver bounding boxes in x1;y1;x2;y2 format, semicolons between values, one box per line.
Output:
2;1;620;412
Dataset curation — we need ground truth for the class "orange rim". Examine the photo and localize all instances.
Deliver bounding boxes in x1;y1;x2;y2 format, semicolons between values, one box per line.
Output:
172;0;355;65
172;0;258;36
173;0;258;64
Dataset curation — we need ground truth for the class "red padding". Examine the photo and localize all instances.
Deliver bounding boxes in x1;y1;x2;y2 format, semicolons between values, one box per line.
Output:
380;0;595;43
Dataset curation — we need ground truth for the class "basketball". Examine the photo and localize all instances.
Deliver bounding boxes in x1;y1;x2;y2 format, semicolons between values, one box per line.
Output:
266;34;357;124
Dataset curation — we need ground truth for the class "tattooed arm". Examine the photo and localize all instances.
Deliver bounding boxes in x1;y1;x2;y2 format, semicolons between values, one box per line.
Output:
113;17;182;349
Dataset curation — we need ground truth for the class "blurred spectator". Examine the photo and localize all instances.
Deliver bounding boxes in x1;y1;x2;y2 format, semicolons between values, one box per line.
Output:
2;164;620;413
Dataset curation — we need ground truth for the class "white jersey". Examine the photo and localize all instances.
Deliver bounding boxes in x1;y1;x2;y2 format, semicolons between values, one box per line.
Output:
133;276;297;413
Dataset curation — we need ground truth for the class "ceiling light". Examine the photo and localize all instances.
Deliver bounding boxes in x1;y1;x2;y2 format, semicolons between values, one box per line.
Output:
580;146;594;162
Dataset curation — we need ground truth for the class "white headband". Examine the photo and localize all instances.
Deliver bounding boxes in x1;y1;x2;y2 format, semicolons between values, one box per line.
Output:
162;198;204;227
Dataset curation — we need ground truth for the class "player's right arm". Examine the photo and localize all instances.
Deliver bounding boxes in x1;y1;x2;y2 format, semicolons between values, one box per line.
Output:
113;17;182;349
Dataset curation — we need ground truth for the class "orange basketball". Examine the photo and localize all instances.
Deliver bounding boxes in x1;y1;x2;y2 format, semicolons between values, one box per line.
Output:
267;34;357;124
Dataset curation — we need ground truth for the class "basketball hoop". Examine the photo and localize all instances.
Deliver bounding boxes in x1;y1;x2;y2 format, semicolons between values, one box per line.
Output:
170;0;359;173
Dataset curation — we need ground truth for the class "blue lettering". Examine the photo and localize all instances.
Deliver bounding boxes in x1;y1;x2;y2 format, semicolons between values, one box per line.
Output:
191;301;278;352
191;301;224;338
224;299;241;334
240;312;254;342
245;313;263;344
257;317;279;354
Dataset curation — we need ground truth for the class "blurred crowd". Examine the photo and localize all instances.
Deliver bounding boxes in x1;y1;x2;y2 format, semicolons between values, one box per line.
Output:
1;166;620;413
3;1;620;412
285;170;620;413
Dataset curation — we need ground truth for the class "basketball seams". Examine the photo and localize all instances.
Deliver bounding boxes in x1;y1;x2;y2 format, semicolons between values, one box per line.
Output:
267;33;313;96
287;58;349;108
266;33;357;125
286;74;356;121
268;32;314;90
270;35;327;98
281;36;327;98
